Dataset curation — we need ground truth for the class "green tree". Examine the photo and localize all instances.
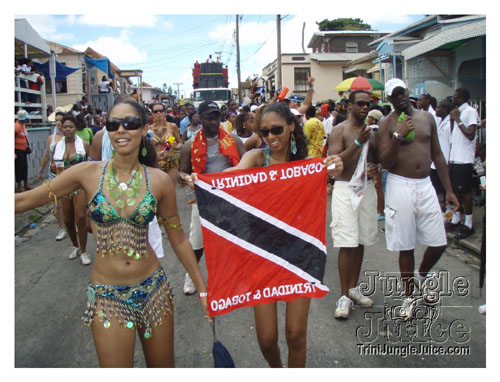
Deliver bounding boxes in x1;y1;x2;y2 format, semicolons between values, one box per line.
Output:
316;18;372;31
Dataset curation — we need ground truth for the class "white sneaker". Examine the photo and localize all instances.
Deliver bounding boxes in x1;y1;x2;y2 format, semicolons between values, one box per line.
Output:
183;273;196;295
80;252;91;265
348;287;374;307
69;247;80;260
415;270;439;303
55;229;67;241
334;295;353;319
399;297;416;321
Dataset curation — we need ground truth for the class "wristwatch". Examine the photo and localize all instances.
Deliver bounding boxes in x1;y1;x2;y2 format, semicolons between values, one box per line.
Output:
393;131;404;141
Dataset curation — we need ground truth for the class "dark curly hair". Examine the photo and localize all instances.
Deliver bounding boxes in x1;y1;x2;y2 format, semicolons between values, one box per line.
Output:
258;102;308;161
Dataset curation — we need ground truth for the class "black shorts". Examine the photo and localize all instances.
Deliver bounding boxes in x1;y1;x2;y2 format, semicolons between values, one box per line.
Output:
430;168;445;195
449;163;473;193
15;149;28;182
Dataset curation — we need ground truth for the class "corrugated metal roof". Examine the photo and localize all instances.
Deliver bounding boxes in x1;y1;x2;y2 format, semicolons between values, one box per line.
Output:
307;30;389;48
310;53;367;62
46;40;83;55
403;19;485;60
15;19;51;57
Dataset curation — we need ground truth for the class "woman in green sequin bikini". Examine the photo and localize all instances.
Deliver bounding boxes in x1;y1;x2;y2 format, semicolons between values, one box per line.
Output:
16;101;209;367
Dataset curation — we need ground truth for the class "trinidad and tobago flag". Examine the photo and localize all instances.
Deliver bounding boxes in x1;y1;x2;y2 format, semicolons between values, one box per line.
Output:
194;158;329;316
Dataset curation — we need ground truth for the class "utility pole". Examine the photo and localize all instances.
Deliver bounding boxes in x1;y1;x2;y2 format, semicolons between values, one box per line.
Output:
236;15;242;105
277;15;282;90
174;82;182;101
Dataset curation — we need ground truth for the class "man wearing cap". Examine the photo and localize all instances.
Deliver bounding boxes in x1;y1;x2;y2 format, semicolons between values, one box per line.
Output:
15;109;31;192
179;101;246;295
288;95;302;110
367;109;383;127
377;78;459;320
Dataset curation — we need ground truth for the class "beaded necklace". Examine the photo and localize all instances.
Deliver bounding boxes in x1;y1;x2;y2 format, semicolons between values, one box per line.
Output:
104;160;142;209
264;145;271;167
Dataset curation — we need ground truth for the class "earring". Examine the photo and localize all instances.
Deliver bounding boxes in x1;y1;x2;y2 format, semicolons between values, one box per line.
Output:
141;137;148;157
290;133;297;155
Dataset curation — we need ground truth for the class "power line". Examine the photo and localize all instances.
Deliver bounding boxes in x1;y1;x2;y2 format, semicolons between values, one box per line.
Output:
137;16;223;49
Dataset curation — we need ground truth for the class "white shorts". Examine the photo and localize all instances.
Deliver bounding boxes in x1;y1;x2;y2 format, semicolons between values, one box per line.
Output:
330;181;378;247
189;203;204;250
384;173;447;251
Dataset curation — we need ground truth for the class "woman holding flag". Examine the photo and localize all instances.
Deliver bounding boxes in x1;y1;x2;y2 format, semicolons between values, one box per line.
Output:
15;100;208;367
221;102;343;367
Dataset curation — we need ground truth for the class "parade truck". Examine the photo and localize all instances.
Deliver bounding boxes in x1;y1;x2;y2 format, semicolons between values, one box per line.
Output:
192;61;232;108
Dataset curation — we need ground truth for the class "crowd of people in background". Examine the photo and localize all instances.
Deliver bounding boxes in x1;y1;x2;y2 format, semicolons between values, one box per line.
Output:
15;71;486;367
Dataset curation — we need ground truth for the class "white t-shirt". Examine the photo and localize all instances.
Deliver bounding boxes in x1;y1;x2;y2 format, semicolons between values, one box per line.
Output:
427;105;440;128
322;114;334;148
449;103;479;164
431;114;452;169
99;80;110;93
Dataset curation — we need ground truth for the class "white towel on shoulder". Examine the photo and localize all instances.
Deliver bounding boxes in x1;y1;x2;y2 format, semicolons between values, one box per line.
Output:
53;135;86;161
348;141;369;211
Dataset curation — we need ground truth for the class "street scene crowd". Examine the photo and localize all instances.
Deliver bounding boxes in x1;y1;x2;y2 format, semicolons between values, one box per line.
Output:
14;16;486;369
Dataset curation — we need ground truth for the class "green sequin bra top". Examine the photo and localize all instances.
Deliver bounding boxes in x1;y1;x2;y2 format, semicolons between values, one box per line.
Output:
88;161;157;259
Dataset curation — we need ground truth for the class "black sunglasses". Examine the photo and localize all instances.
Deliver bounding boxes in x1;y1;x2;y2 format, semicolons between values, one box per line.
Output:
260;126;284;137
152;109;164;113
106;116;143;132
390;88;407;97
354;101;371;108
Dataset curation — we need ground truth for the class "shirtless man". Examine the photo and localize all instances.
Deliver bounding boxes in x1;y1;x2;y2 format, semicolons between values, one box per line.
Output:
377;79;459;320
328;90;379;319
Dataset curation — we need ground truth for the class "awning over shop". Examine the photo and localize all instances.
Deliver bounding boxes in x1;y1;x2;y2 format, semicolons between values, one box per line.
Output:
403;18;485;60
367;63;390;74
343;62;373;73
85;56;115;79
33;61;80;80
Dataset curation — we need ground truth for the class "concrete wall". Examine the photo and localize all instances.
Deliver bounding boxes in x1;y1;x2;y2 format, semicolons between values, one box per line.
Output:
329;36;374;53
310;61;345;102
453;36;486;100
23;126;53;184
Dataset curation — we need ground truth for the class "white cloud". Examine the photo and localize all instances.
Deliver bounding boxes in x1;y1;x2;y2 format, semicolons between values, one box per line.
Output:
16;15;75;41
72;14;168;28
72;30;147;65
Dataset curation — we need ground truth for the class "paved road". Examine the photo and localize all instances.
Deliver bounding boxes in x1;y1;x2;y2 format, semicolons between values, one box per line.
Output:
15;185;486;368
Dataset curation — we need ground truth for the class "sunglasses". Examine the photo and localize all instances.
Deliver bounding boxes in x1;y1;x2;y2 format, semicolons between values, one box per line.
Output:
106;116;143;132
390;88;407;97
354;101;371;108
152;109;164;113
260;126;284;137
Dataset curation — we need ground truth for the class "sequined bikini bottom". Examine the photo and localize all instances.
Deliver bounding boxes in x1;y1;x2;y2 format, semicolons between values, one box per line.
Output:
82;266;175;339
159;151;180;172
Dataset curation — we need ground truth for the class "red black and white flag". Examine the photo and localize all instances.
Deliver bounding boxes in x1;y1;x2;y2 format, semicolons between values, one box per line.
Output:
194;158;329;316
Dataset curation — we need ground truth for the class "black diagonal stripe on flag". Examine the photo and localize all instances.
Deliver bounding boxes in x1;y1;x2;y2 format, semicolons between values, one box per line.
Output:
196;186;326;281
195;158;329;316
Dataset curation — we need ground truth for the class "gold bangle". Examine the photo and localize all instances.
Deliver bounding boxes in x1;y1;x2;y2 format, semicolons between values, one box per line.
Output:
159;212;179;222
43;181;58;212
163;222;183;231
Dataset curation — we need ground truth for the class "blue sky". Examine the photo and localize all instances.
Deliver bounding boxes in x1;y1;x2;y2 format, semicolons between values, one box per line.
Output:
16;13;426;98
